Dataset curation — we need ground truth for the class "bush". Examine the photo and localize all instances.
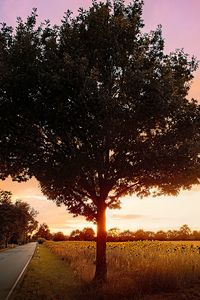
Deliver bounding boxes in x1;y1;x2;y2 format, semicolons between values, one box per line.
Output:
38;238;46;244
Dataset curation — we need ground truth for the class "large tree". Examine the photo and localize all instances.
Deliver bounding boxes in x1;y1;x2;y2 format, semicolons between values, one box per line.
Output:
14;200;38;243
0;0;200;281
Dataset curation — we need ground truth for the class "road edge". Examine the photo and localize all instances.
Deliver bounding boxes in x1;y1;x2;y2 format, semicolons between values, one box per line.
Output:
5;243;37;300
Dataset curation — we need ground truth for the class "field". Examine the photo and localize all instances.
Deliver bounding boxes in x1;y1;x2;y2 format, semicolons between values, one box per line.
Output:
45;240;200;299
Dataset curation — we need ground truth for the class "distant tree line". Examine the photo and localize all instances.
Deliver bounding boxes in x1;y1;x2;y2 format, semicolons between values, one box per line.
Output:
0;190;38;247
105;225;200;242
33;223;68;242
34;223;200;242
33;223;95;242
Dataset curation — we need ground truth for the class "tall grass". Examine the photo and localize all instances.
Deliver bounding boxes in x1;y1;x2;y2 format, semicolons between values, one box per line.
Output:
46;241;200;298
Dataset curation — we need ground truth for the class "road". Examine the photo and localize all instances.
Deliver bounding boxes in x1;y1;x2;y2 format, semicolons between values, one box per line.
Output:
0;242;37;300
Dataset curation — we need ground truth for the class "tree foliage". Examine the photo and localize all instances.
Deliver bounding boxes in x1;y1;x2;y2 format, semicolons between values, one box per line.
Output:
53;231;66;241
34;223;52;240
36;3;200;220
0;190;38;247
69;227;95;240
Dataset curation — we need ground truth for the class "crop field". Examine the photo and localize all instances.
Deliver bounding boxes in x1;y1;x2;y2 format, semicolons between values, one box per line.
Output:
45;241;200;299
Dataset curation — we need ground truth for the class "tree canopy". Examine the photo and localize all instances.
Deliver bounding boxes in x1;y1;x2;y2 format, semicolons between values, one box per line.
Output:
34;223;52;240
0;0;200;281
0;190;38;247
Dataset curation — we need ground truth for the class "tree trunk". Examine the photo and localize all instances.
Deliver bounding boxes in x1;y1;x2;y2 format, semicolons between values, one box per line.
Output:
94;203;107;283
5;236;8;248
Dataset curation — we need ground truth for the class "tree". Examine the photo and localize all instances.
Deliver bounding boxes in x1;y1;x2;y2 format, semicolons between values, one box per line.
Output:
178;224;192;240
120;230;134;241
107;228;120;241
166;229;179;241
0;191;17;247
35;223;52;240
155;230;167;241
191;230;200;241
1;0;200;282
69;227;95;240
134;229;147;241
53;231;66;241
81;227;95;241
69;229;82;241
0;190;12;203
0;190;38;246
145;231;155;241
14;201;38;243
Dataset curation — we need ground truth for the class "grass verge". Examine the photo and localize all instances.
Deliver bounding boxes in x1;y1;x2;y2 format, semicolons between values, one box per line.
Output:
11;244;86;300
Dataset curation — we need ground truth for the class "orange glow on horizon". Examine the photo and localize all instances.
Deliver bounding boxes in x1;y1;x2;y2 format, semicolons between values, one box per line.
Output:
1;177;200;235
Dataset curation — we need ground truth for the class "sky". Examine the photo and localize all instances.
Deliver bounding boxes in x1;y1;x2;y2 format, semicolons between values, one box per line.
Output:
0;0;200;234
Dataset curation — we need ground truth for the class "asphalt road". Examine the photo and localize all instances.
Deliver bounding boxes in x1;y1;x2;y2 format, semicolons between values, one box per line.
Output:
0;242;37;300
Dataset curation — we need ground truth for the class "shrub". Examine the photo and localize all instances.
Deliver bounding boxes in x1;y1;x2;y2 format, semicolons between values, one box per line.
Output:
38;238;46;244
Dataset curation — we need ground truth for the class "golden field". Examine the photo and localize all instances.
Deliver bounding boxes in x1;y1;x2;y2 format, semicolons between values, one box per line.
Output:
45;241;200;299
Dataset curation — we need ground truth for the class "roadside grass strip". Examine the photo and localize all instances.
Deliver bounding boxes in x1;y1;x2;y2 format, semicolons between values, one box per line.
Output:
11;244;85;300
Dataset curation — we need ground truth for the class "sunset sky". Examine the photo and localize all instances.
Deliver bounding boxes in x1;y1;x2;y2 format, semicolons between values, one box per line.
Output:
0;0;200;234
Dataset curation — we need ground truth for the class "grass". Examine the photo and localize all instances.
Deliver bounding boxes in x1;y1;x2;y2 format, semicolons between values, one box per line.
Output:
11;244;120;300
11;241;200;300
11;244;87;300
